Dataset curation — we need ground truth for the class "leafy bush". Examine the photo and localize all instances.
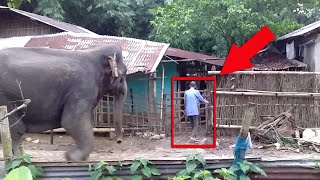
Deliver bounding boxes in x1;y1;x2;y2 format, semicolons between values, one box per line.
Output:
4;166;33;180
130;157;161;180
214;160;267;180
5;154;44;180
89;161;122;180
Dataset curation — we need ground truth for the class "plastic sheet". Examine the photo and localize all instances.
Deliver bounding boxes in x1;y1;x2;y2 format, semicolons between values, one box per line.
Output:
232;135;249;178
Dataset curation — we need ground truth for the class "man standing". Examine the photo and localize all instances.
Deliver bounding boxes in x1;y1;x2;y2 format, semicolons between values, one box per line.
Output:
184;81;209;141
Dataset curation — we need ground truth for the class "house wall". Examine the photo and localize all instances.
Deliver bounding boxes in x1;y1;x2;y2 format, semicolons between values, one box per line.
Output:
314;35;320;72
302;34;320;72
125;61;178;112
0;11;61;38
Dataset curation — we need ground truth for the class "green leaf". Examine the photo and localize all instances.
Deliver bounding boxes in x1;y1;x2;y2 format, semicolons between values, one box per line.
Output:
130;161;141;173
250;165;267;176
105;165;116;175
141;166;152;178
225;174;237;180
4;166;33;180
195;154;206;167
11;160;23;170
239;175;251;180
115;177;124;180
186;161;197;173
7;2;13;8
239;163;250;174
194;171;201;179
204;176;215;180
229;165;240;172
27;165;43;177
130;175;143;180
94;161;107;170
102;177;113;180
140;158;148;167
177;169;189;177
150;166;161;176
22;155;32;164
90;169;102;180
186;154;194;162
13;0;23;9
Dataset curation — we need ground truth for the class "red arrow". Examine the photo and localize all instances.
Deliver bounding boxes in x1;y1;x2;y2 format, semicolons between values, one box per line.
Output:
220;26;276;75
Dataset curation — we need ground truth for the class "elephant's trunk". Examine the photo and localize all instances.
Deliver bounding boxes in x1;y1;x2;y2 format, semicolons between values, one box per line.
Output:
113;78;127;143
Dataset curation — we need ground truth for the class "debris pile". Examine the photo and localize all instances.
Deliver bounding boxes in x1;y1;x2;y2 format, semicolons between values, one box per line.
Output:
135;131;166;140
255;108;296;144
254;108;320;152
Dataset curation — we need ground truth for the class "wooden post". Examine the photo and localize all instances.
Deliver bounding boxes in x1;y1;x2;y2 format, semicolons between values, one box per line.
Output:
240;103;255;138
50;129;54;145
205;88;209;134
163;94;167;134
152;72;159;134
130;88;134;114
160;64;165;123
0;106;13;162
107;95;110;124
147;76;151;131
177;83;181;132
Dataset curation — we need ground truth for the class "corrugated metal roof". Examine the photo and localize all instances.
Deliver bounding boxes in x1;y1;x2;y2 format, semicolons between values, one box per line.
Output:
21;32;170;74
0;6;97;35
0;36;32;50
277;20;320;41
251;51;307;71
165;47;218;59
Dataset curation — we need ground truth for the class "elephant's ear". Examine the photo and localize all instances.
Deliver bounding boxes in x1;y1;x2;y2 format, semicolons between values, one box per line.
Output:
108;52;119;77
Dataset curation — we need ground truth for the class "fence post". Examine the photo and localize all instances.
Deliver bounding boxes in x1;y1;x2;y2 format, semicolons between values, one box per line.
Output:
163;94;167;134
0;106;13;162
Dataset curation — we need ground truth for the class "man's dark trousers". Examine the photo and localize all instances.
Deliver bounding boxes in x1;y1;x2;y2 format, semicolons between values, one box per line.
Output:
188;115;199;138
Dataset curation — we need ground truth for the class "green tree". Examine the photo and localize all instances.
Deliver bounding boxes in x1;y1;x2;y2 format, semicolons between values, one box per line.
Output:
150;0;320;57
1;0;167;39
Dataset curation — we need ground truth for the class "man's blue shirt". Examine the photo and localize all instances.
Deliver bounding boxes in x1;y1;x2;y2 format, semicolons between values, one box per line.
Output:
184;87;207;116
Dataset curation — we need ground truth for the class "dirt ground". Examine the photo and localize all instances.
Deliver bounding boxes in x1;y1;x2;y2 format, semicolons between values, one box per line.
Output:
1;132;320;162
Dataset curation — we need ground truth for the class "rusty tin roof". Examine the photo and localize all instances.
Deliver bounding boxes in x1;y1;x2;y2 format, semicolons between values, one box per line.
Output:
0;6;96;35
23;32;170;74
251;51;307;71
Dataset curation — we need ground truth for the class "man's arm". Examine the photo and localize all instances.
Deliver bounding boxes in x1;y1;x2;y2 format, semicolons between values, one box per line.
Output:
195;90;209;104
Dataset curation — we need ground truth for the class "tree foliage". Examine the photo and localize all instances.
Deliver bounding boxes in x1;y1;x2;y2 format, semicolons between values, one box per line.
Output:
2;0;167;39
1;0;320;57
150;0;320;57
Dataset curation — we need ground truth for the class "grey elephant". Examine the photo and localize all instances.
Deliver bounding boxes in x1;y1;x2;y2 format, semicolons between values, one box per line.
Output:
0;44;127;161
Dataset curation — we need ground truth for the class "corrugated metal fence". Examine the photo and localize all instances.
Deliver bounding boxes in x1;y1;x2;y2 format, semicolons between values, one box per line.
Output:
24;158;320;180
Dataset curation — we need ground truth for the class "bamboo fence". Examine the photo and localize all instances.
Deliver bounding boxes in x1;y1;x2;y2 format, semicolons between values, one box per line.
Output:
92;71;320;135
212;71;320;129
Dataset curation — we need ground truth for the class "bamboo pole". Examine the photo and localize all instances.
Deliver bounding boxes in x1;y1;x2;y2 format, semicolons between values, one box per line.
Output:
208;71;320;75
147;77;150;128
216;91;320;97
0;106;13;162
153;72;158;134
160;64;165;122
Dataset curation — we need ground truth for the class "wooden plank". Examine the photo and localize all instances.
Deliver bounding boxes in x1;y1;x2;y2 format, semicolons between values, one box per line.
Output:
240;103;256;138
0;106;13;161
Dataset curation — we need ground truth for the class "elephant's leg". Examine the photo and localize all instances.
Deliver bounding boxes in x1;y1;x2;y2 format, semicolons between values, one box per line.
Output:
61;99;94;162
9;115;26;157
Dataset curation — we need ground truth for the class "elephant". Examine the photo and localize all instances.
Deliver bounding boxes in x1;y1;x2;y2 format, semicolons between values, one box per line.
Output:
0;44;128;162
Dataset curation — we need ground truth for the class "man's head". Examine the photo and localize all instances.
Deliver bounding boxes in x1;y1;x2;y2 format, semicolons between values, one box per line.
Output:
189;81;196;88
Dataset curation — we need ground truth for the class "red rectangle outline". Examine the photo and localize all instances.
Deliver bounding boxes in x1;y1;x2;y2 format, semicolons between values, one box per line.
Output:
171;76;217;148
